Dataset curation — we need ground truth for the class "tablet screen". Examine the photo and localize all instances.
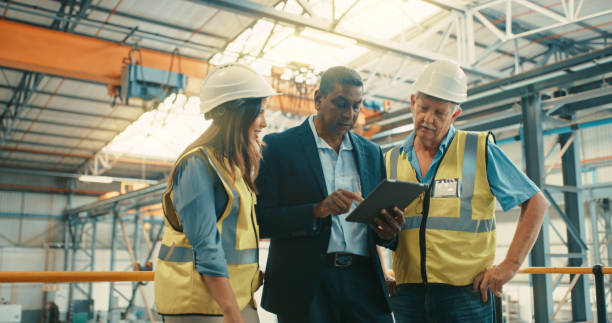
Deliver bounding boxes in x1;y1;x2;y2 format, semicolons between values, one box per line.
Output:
346;179;427;224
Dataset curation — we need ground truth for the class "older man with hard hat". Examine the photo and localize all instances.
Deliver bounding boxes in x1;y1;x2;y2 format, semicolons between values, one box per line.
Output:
385;60;549;322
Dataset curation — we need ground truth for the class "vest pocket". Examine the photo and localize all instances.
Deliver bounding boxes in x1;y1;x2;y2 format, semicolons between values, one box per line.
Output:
428;197;460;218
154;260;196;314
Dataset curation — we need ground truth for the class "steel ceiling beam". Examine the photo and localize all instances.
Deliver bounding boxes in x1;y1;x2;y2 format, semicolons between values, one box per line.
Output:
465;60;612;111
65;183;167;216
1;146;174;168
0;71;44;146
422;0;466;12
0;167;159;184
0;101;135;123
194;0;503;79
424;0;611;74
0;158;168;180
2;138;99;153
0;157;86;168
12;116;122;133
468;45;612;97
479;10;594;51
49;0;70;30
0;80;144;110
87;4;228;41
7;128;108;143
67;0;93;33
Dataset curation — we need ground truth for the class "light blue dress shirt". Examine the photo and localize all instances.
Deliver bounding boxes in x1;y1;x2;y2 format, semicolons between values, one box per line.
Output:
172;154;230;277
401;125;539;211
308;115;369;256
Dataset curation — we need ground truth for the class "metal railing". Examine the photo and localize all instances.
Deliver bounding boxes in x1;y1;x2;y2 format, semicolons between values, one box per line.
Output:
496;265;612;323
1;267;610;322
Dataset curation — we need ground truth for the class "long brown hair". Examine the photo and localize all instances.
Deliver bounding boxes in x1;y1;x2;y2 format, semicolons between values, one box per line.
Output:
170;98;264;193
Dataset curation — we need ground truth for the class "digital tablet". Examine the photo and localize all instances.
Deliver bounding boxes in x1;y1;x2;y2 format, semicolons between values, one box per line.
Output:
346;179;428;224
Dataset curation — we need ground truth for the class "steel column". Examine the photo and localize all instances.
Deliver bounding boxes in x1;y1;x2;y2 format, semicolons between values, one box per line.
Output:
558;112;591;321
590;196;601;265
108;206;119;319
603;199;612;267
63;217;71;317
67;218;81;323
602;198;612;300
593;265;608;323
87;218;97;299
133;212;141;266
520;91;553;322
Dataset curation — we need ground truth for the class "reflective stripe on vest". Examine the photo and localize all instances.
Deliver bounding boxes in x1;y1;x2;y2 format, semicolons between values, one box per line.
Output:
389;133;495;233
158;244;193;262
389;146;401;181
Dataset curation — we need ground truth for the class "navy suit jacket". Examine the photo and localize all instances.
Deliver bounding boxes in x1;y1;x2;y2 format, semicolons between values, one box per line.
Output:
255;119;391;315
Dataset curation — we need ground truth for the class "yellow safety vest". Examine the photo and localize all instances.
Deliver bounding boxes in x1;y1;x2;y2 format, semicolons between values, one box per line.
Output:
385;130;496;286
154;146;260;315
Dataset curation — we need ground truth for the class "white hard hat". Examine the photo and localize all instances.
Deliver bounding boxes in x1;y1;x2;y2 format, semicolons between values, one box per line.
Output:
200;63;278;114
413;60;467;103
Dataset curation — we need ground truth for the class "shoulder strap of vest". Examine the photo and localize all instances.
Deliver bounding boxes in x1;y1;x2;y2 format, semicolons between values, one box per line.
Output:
388;145;402;180
486;131;496;144
162;148;200;232
459;131;480;220
484;131;495;167
162;147;229;232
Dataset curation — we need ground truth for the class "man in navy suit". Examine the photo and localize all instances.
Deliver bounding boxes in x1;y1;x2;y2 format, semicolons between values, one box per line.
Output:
256;66;404;323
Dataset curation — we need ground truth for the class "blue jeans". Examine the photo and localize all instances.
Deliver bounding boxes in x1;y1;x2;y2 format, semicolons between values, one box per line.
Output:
391;283;495;323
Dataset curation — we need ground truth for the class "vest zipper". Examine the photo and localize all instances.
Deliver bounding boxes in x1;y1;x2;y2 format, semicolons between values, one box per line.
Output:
419;187;432;284
413;133;456;284
250;205;259;260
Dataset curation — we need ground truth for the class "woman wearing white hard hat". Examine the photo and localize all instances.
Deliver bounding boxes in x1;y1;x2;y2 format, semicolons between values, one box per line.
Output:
155;63;278;323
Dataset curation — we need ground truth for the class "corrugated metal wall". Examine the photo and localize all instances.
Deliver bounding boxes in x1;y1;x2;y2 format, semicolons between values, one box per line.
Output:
580;125;612;185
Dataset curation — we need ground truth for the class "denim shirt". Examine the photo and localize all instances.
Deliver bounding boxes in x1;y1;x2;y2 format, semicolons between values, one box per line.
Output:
172;154;230;276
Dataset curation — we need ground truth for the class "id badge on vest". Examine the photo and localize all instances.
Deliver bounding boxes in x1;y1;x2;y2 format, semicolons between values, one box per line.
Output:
432;179;460;198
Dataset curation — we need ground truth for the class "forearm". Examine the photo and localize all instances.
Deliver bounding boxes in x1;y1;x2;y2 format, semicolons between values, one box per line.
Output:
202;274;241;315
376;246;389;275
373;230;398;250
502;192;549;269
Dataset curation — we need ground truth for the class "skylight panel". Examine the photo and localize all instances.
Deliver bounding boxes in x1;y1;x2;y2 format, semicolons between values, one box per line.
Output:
102;94;210;160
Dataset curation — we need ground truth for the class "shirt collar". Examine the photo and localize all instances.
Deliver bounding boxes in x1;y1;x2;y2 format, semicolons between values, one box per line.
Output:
401;124;456;154
308;115;353;151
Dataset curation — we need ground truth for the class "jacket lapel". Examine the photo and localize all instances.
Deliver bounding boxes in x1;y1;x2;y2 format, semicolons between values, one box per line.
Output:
297;119;328;197
349;132;370;197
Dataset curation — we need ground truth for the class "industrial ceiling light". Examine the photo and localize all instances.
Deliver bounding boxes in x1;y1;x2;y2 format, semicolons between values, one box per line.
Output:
77;175;114;184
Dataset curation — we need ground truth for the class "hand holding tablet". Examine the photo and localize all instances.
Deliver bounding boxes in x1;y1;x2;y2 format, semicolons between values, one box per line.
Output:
346;179;428;224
